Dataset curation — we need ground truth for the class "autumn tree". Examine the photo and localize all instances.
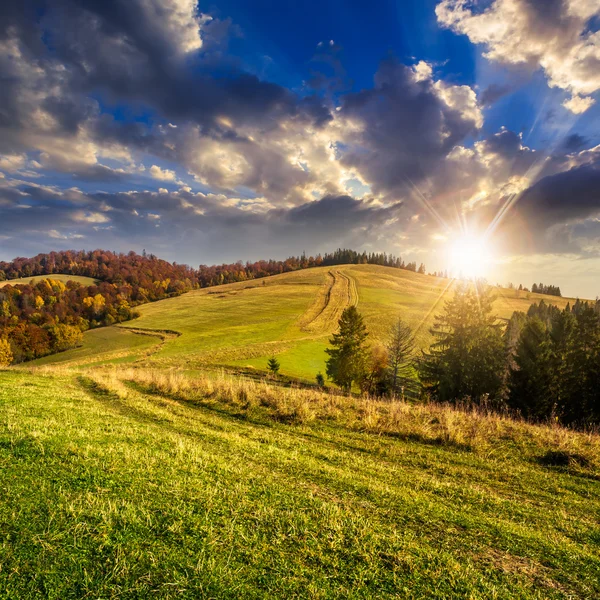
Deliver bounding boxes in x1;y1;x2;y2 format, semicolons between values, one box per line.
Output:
361;345;389;396
325;306;369;392
0;338;13;366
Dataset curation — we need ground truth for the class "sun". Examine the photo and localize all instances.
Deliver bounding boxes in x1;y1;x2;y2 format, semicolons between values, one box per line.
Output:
448;234;492;279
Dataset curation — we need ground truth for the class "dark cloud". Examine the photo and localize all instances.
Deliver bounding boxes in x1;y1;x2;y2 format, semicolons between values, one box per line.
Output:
0;179;406;264
560;134;589;153
338;58;481;198
516;162;600;228
0;0;331;182
479;83;513;106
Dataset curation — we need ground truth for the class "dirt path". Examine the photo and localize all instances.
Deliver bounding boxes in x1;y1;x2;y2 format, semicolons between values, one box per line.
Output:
297;269;359;334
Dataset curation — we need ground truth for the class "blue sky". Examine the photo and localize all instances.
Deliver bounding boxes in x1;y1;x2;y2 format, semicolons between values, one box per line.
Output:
0;0;599;296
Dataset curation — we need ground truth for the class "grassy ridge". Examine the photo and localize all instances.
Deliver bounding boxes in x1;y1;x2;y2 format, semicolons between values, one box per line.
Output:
32;265;574;380
0;274;98;288
1;367;599;598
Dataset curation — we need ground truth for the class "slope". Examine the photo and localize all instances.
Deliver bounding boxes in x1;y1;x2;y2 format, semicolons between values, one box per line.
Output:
32;265;574;380
0;274;98;288
1;367;598;599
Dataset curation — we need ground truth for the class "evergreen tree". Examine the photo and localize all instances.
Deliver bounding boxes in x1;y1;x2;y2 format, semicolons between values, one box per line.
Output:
267;356;280;375
419;282;505;403
325;306;369;392
508;317;556;419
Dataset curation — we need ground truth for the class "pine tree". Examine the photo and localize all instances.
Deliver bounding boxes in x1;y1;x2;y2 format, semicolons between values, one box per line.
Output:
419;282;505;403
267;356;280;375
508;317;556;419
325;306;369;392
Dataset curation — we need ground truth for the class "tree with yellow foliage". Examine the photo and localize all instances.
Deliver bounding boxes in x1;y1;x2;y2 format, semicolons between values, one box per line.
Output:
0;338;13;367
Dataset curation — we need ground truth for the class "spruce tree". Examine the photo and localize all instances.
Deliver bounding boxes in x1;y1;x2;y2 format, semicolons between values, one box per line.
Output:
508;317;556;419
419;282;505;403
267;356;280;375
325;306;369;392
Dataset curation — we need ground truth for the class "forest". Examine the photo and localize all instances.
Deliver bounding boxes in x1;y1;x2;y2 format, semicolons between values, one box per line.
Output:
0;250;198;363
0;248;424;364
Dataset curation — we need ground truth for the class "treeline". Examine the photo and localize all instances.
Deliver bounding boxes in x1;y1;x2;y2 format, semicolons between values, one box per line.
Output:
321;285;600;426
532;282;562;297
197;248;427;287
419;284;600;426
0;250;199;364
0;250;199;297
0;246;428;365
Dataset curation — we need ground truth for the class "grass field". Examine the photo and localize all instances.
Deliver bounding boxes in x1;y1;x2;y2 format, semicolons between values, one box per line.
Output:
0;274;98;288
1;367;599;598
3;265;598;598
34;265;574;381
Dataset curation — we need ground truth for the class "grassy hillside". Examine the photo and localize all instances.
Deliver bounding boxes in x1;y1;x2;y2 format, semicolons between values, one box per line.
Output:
34;265;573;381
1;366;599;598
0;274;98;288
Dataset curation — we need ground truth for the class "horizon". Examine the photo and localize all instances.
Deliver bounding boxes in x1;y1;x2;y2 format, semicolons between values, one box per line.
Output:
1;0;599;298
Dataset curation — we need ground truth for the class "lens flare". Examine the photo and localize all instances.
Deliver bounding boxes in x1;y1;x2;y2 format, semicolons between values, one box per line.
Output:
448;234;491;279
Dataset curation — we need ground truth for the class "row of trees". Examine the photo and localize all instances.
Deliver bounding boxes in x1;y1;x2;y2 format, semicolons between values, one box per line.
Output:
531;282;562;297
323;285;600;427
196;248;427;287
0;250;199;299
0;248;430;293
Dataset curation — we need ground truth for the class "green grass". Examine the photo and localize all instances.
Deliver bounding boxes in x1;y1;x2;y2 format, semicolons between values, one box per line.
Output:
1;367;599;598
0;274;98;288
38;265;573;381
31;327;160;367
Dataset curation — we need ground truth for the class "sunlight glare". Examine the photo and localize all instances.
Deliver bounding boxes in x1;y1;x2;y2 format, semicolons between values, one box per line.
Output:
448;235;491;279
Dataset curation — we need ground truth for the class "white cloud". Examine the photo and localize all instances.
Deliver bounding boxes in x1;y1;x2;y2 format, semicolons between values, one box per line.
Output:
436;0;600;112
149;165;177;181
48;230;85;240
0;154;27;173
141;0;207;54
71;211;110;224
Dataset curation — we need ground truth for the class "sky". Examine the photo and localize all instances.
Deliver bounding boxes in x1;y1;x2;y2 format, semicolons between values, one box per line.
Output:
0;0;599;297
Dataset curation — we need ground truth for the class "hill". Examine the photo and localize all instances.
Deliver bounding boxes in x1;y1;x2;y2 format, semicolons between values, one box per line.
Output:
33;265;574;381
0;274;98;288
1;366;598;598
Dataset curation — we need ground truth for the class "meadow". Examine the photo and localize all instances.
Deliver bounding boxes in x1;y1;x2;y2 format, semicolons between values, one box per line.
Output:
32;265;573;382
1;365;599;598
0;274;98;288
2;265;598;598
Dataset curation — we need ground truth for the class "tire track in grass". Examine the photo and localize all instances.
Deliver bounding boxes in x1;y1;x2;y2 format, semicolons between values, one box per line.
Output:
298;269;359;335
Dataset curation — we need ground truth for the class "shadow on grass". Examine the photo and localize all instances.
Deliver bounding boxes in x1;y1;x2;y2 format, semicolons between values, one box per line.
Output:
536;450;600;482
383;430;472;453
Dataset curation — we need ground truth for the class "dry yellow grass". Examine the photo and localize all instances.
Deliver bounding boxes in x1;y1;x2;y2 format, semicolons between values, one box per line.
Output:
69;365;600;475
